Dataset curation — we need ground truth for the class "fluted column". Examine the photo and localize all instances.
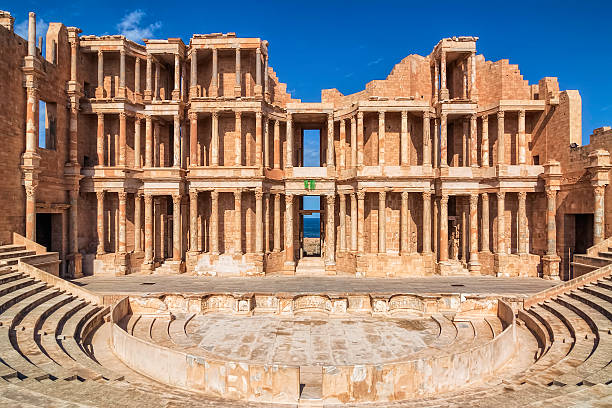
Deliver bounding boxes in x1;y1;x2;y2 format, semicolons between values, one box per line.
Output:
273;120;280;169
351;116;357;167
234;190;242;254
273;193;281;252
497;111;505;165
439;195;449;261
378;191;386;253
264;116;270;168
481;115;489;167
423;192;432;253
264;53;269;98
145;116;153;167
25;87;39;153
440;113;448;166
351;193;358;252
173;53;180;101
119;113;126;166
470;52;477;100
134;117;141;168
339;119;346;169
470;114;478;167
496;192;505;254
118;50;126;98
326;194;335;264
255;48;262;95
235;111;242;166
210;191;219;255
190;49;198;98
97;113;104;165
171;194;181;260
518;110;526;165
173;114;181;167
401;191;409;253
357;191;365;253
327;114;335;167
69;190;79;258
594;185;606;244
96;50;104;98
286;193;294;264
255;189;263;254
401;111;408;166
189;113;198;166
144;194;153;264
190;191;198;252
145;54;152;102
255;112;263;169
544;190;556;256
440;51;448;100
468;194;480;274
339;193;346;251
518;192;528;254
211;48;218;97
118;192;127;253
264;193;270;253
433;117;439;168
234;47;241;96
211;111;219;166
134;193;142;252
286;115;293;168
481;193;490;252
357;112;364;167
96;191;105;254
378;111;385;166
423;111;431;166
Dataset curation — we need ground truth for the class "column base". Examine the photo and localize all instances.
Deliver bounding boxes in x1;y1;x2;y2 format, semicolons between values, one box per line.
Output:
542;254;561;280
144;90;152;103
95;87;104;99
172;89;180;101
210;85;218;98
440;88;449;101
254;85;263;97
234;85;241;98
117;87;126;99
134;92;142;104
468;258;481;275
189;86;199;99
494;253;509;277
67;253;82;279
283;261;296;275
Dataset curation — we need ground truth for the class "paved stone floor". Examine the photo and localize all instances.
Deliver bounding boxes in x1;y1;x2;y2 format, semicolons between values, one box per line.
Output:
191;314;439;365
74;275;558;296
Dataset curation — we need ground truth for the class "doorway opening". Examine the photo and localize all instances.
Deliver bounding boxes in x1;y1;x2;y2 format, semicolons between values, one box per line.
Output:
300;196;322;258
565;213;594;280
35;213;62;253
301;129;321;167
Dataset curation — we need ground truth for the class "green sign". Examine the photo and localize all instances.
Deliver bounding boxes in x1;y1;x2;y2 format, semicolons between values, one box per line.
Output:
304;180;316;190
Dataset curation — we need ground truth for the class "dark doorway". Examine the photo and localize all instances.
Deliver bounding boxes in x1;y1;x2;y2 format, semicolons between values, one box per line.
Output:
574;214;594;254
300;196;322;257
36;213;53;251
565;213;594;280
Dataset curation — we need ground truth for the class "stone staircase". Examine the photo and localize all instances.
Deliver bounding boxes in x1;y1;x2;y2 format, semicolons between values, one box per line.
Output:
295;257;326;276
572;237;612;278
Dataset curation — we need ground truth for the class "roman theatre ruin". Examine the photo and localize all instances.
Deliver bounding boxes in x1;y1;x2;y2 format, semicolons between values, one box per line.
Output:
0;9;611;407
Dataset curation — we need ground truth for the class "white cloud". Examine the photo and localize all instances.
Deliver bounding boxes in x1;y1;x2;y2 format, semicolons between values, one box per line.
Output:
14;17;49;41
367;57;383;66
116;10;161;42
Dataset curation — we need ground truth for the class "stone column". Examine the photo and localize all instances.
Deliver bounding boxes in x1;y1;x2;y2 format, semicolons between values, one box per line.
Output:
357;191;365;252
255;48;262;95
69;189;79;256
433;117;439;168
264;116;270;168
339;119;346;169
154;62;160;101
144;194;153;264
439;194;449;261
326;194;335;264
145;116;153;167
378;111;385;166
96;191;105;254
273;120;280;169
25;86;39;153
518;110;526;165
97;113;104;166
497;111;505;165
518;191;528;254
401;191;409;253
481;115;489;167
273;193;281;252
255;112;263;169
211;111;219;166
190;49;198;98
134;193;142;252
440;113;448;166
378;191;386;253
234;47;241;96
234;190;242;254
264;53;269;98
351;193;358;251
171;194;181;260
327;113;335;167
351;116;357;167
118;192;127;253
134;117;141;168
286;115;293;168
173;53;180;101
235;112;242;166
423;192;432;253
462;119;469;166
470;52;477;100
285;193;295;265
119;49;126;98
468;194;480;273
211;48;218;97
481;193;490;252
145;54;152;102
211;190;219;254
119;113;126;166
189;113;198;166
173;115;181;167
357;112;364;167
440;51;448;100
470;114;478;167
264;193;270;253
339;193;346;251
96;50;104;98
594;185;606;244
496;192;505;255
401;111;408;166
423;111;431;166
255;189;263;254
543;189;560;279
434;60;440;102
189;191;198;252
135;57;141;97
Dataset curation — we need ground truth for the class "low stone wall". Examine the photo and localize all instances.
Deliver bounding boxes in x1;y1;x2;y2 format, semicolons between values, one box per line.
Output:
190;252;264;276
109;298;300;404
356;252;432;277
478;252;540;277
320;300;517;403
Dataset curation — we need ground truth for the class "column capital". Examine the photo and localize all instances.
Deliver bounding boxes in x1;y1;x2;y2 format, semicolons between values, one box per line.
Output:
497;191;506;200
326;193;335;205
255;188;263;200
481;192;489;201
118;191;127;201
25;185;37;200
519;109;526;119
357;190;365;200
189;190;198;201
545;189;557;200
97;112;104;120
188;112;197;120
470;113;477;121
339;192;346;202
286;193;294;204
212;110;219;119
144;193;153;205
379;190;386;200
119;112;127;119
172;193;182;204
423;110;430;119
401;110;408;119
211;189;219;199
95;190;105;200
120;48;126;56
497;110;505;119
256;111;262;119
440;194;449;206
481;114;488;123
357;111;364;120
98;49;103;57
518;191;527;201
402;190;410;200
235;110;242;119
234;189;243;197
470;193;478;209
422;191;431;201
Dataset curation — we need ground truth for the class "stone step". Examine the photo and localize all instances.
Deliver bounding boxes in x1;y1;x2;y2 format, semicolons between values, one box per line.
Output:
0;251;36;261
0;245;26;254
573;254;611;268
